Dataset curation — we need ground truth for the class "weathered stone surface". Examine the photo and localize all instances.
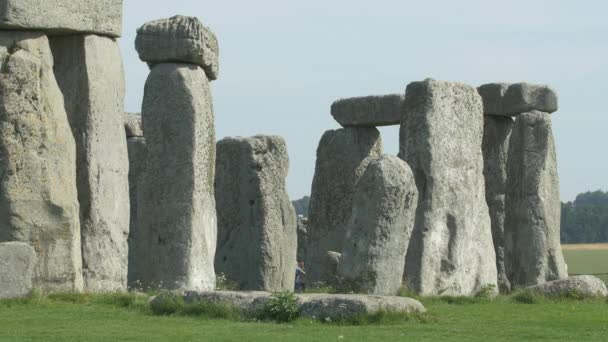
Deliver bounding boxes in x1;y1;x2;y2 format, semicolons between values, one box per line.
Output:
504;111;567;287
51;34;129;292
331;94;404;127
482;116;514;293
184;290;272;312
338;156;418;295
322;251;342;285
528;276;608;298
124;112;143;138
0;0;123;37
136;16;219;80
477;83;509;116
503;83;558;115
137;63;216;291
127;137;146;287
0;242;36;299
306;128;383;284
297;294;425;320
215;136;297;292
0;31;83;292
296;217;308;263
399;79;497;296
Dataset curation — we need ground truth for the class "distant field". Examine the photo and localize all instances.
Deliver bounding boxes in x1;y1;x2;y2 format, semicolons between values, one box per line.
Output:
562;244;608;284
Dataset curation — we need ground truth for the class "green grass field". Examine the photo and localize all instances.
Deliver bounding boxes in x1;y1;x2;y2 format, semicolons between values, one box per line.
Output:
1;244;606;341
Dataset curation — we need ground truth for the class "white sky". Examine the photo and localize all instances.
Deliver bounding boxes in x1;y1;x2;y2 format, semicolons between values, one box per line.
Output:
121;0;608;201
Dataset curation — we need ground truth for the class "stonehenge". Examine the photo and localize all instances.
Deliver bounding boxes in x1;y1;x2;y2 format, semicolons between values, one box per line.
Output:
331;94;404;127
337;155;418;295
215;136;297;292
0;242;36;299
400;79;497;296
135;16;218;291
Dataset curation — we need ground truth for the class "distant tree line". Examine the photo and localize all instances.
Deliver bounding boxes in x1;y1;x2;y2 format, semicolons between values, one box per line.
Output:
293;190;608;244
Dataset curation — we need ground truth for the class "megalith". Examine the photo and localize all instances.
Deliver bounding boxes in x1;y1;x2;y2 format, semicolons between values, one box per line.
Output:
0;242;36;299
482;116;514;293
0;31;83;292
331;94;404;127
504;110;567;287
50;34;129;292
215;136;297;291
136;16;218;292
337;155;418;295
297;217;308;264
305;128;383;284
400;79;497;296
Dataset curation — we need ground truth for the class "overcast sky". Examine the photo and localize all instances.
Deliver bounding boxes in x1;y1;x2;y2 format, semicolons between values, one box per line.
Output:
121;0;608;202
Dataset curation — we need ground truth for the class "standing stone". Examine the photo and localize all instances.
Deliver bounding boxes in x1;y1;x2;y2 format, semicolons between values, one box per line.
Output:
0;0;123;37
296;217;308;263
337;156;418;295
0;32;83;292
138;63;216;291
306;128;383;284
124;112;143;138
482;116;514;293
400;79;497;296
0;242;36;299
504;110;567;287
331;94;404;127
126;137;146;287
50;34;129;292
215;136;297;292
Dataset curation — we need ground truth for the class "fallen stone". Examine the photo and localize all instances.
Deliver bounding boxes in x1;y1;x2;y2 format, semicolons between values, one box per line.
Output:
0;31;83;292
482;116;514;293
331;94;404;127
137;63;217;291
502;83;558;115
296;294;425;320
527;276;608;298
504;110;567;287
306;128;383;284
296;217;308;263
0;0;123;37
0;242;36;299
184;290;272;313
136;15;219;80
215;135;297;292
399;79;497;296
338;155;418;295
124;112;143;138
477;83;509;116
51;34;130;292
127;137;146;288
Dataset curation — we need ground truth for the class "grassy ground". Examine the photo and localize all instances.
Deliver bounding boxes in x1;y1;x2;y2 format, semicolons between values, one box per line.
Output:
562;244;608;283
1;292;607;341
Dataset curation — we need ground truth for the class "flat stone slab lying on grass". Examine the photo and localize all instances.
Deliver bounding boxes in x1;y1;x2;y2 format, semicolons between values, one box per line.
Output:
0;0;123;37
527;276;608;298
477;82;558;116
331;94;404;127
0;242;36;299
184;291;272;313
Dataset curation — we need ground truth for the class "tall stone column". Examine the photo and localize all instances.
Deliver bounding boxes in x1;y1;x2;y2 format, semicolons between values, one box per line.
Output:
50;34;130;292
135;16;219;291
215;136;297;292
305;127;383;284
400;79;497;296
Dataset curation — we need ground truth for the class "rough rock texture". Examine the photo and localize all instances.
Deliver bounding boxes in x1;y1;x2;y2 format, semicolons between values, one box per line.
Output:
184;291;272;313
0;31;83;292
337;156;418;295
124;112;143;138
136;16;219;80
126;137;146;287
322;251;342;284
504;111;567;287
477;83;509;116
0;0;123;37
503;83;558;115
482;116;514;293
296;217;308;263
51;34;129;292
306;128;383;283
0;242;36;299
137;63;216;291
331;94;404;127
297;294;425;320
527;276;608;298
399;79;497;296
215;136;297;292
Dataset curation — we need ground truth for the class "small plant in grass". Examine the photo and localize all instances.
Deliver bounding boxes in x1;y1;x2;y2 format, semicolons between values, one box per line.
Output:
475;284;497;299
511;290;544;304
215;273;240;291
258;291;300;323
150;291;184;315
